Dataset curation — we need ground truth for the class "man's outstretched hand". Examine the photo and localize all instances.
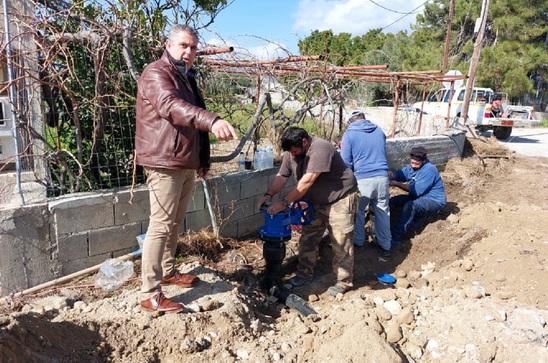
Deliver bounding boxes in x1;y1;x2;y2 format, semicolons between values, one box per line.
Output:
211;119;238;141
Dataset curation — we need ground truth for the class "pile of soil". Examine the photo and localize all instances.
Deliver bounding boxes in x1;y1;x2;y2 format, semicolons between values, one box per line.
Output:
1;137;548;363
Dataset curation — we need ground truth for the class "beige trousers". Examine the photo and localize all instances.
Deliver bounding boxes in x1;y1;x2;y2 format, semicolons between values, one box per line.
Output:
140;167;195;300
297;191;358;288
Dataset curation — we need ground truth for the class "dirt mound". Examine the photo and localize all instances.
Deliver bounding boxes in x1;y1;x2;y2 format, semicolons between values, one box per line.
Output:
2;136;548;363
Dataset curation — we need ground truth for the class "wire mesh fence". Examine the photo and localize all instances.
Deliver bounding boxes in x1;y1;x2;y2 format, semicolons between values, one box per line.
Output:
2;0;444;201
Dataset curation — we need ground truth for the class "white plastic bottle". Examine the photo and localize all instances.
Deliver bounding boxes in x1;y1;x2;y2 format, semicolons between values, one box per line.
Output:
238;152;245;171
266;146;274;168
253;149;262;170
258;149;266;170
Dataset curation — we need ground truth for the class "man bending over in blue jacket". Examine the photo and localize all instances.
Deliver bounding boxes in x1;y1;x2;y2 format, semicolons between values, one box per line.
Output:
340;110;392;257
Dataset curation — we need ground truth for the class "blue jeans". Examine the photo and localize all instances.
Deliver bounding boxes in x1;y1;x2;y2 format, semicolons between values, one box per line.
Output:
390;194;444;241
355;176;391;250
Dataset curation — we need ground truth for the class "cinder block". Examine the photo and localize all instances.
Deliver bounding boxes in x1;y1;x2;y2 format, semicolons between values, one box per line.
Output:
218;220;237;238
240;173;271;199
57;232;89;261
188;181;205;213
52;198;115;234
185;209;212;232
113;186;148;204
88;223;141;256
208;180;240;206
62;253;111;275
113;187;150;225
221;196;256;222
237;213;264;238
0;205;55;294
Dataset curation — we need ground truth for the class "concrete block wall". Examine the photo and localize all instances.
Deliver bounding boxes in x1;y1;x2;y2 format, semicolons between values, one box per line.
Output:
0;167;284;295
0;204;54;296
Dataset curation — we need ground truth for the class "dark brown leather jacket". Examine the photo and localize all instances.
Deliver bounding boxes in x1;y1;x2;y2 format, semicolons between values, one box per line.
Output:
135;51;217;170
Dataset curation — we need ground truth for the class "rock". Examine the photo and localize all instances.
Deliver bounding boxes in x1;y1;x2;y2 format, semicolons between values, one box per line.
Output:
464;286;483;299
383;300;402;315
375;307;392;322
377;290;397;301
407;331;428;348
412;278;429;289
366;318;384;334
186;303;201;312
404;342;423;360
494;291;515;300
271;351;281;361
397;307;415;325
236;349;249;359
73;301;88;310
308;294;319;302
447;214;460;224
462;258;474;271
385;322;402;343
201;299;220;311
373;296;384;306
408;270;422;279
302;336;314;351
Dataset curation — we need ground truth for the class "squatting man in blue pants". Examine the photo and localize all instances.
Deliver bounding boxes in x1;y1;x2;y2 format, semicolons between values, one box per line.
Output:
389;146;446;247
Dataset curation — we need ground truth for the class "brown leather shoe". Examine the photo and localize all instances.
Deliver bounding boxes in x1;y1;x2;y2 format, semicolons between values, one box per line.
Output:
140;293;183;314
160;271;201;287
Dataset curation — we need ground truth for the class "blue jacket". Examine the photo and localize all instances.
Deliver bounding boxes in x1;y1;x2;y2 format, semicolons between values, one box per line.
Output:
340;119;389;179
392;160;446;206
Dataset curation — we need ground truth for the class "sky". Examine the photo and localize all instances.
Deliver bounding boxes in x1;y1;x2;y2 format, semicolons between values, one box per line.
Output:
203;0;427;59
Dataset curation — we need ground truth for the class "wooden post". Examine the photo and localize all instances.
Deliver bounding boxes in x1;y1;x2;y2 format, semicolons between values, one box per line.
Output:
442;0;455;73
390;78;401;138
461;0;490;131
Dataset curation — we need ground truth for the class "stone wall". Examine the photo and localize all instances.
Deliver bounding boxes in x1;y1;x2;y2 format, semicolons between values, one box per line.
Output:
0;167;287;296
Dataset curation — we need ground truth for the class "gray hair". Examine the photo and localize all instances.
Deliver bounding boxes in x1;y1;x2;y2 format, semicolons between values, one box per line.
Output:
168;24;199;42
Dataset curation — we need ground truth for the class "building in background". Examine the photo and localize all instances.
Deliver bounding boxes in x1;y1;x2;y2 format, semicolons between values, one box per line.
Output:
1;0;46;206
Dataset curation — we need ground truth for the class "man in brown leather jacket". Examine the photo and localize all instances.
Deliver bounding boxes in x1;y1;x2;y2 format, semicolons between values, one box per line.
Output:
135;24;237;314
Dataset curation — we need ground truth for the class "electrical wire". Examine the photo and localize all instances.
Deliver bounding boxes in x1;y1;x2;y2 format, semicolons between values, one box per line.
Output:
381;0;431;31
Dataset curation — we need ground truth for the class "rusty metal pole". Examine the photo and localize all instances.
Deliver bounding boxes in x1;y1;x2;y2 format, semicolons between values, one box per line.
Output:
197;46;234;56
390;78;401;138
416;85;427;135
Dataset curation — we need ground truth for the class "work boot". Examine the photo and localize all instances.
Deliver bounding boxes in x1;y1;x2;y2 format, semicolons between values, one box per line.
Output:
371;241;391;257
140;292;183;314
327;284;348;296
160;271;201;287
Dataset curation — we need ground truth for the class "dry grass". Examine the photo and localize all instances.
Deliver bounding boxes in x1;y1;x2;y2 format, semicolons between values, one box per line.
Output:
177;230;245;262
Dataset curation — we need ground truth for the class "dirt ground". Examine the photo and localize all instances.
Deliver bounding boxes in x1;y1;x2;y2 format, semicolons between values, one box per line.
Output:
1;136;548;363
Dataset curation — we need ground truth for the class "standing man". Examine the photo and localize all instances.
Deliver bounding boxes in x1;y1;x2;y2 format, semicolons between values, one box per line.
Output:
135;24;238;314
389;146;446;247
257;127;358;296
340;110;391;257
